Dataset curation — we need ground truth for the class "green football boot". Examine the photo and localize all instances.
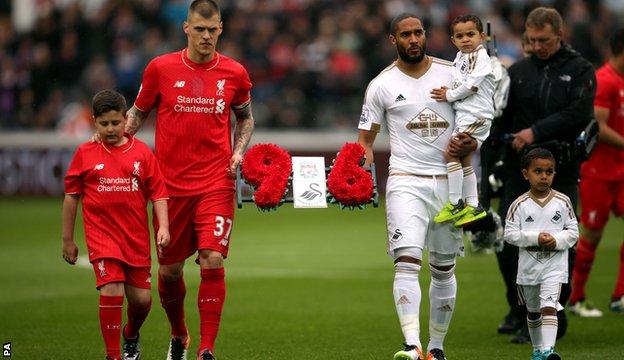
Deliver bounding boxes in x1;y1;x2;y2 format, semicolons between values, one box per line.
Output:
454;204;487;227
434;199;468;223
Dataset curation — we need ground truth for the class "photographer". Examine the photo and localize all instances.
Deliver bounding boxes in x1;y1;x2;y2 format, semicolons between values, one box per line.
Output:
495;7;596;343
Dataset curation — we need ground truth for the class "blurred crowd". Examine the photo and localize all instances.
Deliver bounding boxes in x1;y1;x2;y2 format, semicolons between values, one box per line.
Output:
0;0;622;134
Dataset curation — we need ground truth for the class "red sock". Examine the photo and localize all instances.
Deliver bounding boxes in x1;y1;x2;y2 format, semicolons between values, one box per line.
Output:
124;299;151;339
99;295;123;360
613;243;624;299
198;268;226;353
570;237;597;303
158;275;188;337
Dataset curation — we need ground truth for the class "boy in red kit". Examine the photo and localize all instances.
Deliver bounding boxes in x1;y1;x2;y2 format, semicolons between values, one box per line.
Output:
62;89;170;360
570;28;624;317
123;1;255;359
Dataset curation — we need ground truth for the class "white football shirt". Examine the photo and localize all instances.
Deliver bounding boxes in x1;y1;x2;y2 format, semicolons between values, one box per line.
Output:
358;58;455;175
504;190;579;285
447;45;496;120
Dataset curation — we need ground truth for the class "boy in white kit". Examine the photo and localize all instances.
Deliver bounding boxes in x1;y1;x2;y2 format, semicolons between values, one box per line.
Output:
504;148;578;360
431;14;496;227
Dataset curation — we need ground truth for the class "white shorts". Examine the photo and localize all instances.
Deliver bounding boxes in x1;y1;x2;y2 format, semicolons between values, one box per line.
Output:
454;113;492;143
518;281;564;312
385;174;464;258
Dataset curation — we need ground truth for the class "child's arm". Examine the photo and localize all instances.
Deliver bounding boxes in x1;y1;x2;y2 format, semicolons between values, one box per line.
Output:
153;199;170;258
447;49;493;102
503;211;540;248
62;194;80;265
551;212;579;251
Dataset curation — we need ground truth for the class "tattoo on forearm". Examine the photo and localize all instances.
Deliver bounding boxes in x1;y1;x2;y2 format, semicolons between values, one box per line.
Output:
125;106;149;135
233;103;254;154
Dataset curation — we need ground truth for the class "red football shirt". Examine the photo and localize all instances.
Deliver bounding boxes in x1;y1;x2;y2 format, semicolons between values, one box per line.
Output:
134;50;252;196
581;63;624;181
64;136;168;266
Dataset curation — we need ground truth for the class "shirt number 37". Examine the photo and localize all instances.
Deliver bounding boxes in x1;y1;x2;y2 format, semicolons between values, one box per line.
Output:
214;215;233;246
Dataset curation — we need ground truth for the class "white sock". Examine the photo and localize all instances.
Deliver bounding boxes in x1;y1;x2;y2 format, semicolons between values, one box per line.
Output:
462;166;479;207
447;162;463;205
527;316;543;352
427;266;457;352
393;262;422;349
542;315;558;350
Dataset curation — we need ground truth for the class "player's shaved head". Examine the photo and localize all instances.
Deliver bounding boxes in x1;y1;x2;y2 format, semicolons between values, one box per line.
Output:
189;0;220;20
92;89;127;117
390;13;422;36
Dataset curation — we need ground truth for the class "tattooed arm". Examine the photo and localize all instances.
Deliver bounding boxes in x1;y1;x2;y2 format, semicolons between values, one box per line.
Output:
227;102;255;178
125;105;150;135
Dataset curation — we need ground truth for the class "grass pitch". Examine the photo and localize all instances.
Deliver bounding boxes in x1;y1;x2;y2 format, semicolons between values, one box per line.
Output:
1;197;623;359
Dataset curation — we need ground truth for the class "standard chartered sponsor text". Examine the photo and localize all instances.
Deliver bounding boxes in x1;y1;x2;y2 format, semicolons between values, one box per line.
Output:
174;96;226;113
98;177;136;192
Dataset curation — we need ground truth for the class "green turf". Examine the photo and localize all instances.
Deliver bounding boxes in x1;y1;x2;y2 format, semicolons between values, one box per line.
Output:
1;197;623;359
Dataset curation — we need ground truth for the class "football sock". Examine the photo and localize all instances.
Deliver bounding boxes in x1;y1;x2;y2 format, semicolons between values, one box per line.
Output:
462;166;479;207
541;315;558;350
527;315;543;352
613;243;624;299
447;162;463;205
393;262;422;349
99;295;123;360
158;274;188;338
124;298;152;340
198;267;226;353
427;265;456;352
570;237;597;303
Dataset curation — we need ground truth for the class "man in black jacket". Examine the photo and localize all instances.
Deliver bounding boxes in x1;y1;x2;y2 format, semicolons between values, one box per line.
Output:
495;7;595;343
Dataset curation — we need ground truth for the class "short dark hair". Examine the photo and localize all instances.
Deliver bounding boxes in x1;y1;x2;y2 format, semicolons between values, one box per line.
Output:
189;0;220;20
521;148;555;170
525;7;563;34
92;89;127;118
450;14;483;34
610;28;624;56
389;13;421;36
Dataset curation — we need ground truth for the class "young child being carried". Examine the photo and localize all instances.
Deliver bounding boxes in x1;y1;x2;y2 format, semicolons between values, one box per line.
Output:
504;148;578;360
62;89;170;360
431;14;496;227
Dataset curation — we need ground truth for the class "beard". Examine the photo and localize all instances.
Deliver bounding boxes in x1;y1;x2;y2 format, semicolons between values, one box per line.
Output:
397;42;427;64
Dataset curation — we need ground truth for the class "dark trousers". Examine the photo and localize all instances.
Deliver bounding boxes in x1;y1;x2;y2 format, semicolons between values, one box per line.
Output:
496;176;578;320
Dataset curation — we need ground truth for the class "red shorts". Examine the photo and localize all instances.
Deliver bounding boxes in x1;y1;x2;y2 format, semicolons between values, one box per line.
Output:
92;258;151;290
155;190;235;265
580;177;624;230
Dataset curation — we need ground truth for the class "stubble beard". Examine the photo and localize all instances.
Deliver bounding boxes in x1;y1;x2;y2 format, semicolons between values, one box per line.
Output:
398;42;427;64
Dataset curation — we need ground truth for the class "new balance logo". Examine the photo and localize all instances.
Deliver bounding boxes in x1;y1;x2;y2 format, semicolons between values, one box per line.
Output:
437;304;453;312
173;80;186;88
395;94;406;102
397;295;411;305
94;163;104;170
219;238;229;246
525;216;534;222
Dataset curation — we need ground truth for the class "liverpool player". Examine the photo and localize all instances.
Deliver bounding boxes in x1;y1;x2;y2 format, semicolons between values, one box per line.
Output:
570;28;624;316
62;89;170;360
125;1;254;359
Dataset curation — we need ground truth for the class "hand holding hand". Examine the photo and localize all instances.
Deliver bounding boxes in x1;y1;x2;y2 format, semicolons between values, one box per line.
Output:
538;232;556;250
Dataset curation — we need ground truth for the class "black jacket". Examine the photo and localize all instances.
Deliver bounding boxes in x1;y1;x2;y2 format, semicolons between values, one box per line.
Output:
500;43;596;183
